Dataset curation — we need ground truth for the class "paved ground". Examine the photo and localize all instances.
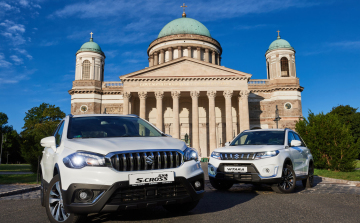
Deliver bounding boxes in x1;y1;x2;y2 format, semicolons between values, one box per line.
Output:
0;163;359;222
0;184;39;194
0;171;33;175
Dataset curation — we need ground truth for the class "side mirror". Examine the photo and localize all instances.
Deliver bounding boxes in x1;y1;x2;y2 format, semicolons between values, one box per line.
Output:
290;140;302;147
165;134;172;137
41;136;56;151
225;142;230;146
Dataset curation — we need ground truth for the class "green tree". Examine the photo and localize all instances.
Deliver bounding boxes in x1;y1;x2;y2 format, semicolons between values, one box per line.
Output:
296;111;359;171
0;112;8;126
20;103;65;172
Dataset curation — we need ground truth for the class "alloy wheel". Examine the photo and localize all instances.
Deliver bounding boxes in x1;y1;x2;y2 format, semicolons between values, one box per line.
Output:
280;167;294;190
49;181;69;222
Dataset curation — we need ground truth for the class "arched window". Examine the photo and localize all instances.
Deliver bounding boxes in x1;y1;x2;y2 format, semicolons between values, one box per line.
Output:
280;57;289;77
82;60;91;79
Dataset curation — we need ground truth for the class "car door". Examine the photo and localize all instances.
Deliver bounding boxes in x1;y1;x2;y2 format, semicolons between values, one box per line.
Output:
287;131;303;176
293;133;308;175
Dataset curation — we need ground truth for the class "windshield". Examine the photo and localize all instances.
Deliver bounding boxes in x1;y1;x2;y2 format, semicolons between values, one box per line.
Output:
67;116;163;139
230;131;285;146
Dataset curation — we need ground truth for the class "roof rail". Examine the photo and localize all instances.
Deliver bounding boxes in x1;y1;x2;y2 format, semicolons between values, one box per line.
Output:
128;114;139;118
68;114;73;117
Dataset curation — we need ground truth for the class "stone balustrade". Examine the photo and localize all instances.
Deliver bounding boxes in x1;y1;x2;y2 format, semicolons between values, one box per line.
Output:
248;79;270;85
102;82;124;88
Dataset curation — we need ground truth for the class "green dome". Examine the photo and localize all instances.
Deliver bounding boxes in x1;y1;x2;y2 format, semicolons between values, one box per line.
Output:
158;17;211;38
77;38;104;55
267;37;294;52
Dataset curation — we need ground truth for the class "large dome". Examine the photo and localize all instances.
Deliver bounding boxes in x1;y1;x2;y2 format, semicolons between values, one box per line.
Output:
267;37;294;52
77;38;104;55
158;17;211;38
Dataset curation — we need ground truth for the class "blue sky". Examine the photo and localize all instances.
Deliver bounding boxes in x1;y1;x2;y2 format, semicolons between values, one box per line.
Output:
0;0;359;132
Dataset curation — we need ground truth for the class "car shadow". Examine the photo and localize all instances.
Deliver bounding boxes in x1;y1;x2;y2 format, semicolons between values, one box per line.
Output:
85;190;257;222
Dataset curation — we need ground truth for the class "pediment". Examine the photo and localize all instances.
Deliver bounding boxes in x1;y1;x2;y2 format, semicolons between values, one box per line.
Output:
120;57;252;80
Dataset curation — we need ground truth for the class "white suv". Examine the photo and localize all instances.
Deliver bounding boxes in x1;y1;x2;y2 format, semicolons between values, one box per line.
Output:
208;129;314;193
40;114;204;223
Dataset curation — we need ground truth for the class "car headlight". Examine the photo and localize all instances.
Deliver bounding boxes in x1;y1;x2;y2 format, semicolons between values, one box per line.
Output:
211;151;221;160
255;150;279;160
184;147;199;162
63;152;106;169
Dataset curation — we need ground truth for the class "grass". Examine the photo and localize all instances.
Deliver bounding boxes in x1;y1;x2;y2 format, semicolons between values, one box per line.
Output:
314;169;360;182
0;164;32;172
0;174;38;184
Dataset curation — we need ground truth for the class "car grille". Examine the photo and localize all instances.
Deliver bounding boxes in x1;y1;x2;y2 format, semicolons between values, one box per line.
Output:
220;153;256;160
107;182;189;204
109;151;183;171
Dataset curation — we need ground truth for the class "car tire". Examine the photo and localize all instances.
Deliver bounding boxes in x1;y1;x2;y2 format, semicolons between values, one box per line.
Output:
209;177;233;190
45;174;86;223
271;164;296;194
163;200;199;214
302;162;314;188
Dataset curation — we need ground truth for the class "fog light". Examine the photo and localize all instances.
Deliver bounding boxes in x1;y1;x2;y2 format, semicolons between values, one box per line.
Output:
77;189;93;201
194;181;201;189
210;167;214;171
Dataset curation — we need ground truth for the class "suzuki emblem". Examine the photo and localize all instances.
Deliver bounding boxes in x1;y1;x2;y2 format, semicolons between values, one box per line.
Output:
234;154;240;159
146;156;154;165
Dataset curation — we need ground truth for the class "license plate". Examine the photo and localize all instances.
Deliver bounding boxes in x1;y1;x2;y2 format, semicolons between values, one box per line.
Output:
224;166;247;173
129;172;175;186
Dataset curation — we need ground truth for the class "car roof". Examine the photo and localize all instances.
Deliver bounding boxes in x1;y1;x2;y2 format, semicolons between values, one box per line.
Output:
70;114;138;118
244;129;286;132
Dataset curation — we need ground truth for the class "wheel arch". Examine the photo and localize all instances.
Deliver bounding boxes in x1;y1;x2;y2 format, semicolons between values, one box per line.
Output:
283;157;293;167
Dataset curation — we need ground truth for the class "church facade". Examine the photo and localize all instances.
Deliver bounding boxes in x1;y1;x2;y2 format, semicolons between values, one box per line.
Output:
68;13;303;157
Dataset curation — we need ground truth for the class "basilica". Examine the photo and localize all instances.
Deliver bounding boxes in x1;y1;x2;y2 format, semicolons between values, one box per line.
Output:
68;11;304;157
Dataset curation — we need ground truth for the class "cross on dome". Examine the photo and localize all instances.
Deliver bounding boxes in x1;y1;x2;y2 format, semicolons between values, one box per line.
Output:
90;32;93;38
277;30;281;39
181;3;187;17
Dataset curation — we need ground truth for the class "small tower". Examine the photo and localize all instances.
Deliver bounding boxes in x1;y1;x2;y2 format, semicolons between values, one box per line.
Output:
69;33;106;115
265;31;296;79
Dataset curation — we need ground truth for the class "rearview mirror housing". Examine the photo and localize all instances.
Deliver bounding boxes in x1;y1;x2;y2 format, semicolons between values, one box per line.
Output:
225;142;230;147
290;140;302;147
40;136;56;151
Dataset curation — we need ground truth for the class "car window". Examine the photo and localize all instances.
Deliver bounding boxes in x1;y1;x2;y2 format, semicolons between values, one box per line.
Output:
231;131;285;146
288;132;296;146
293;133;305;147
55;121;65;147
67;116;163;139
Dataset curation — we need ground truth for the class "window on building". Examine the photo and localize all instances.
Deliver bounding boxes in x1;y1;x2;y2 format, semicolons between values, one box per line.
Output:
267;61;270;79
280;57;289;77
101;64;104;81
82;60;91;79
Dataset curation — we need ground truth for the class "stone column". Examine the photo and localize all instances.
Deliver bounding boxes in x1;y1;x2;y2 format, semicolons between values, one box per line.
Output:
155;91;164;131
205;49;209;62
139;91;147;119
212;51;216;65
239;90;250;132
149;54;153;67
187;46;191;57
219;56;222;66
171;91;181;139
191;91;200;150
123;92;131;115
168;47;173;61
223;90;233;142
154;52;158;66
177;46;182;58
160;49;165;64
207;91;217;153
197;47;201;60
217;55;220;65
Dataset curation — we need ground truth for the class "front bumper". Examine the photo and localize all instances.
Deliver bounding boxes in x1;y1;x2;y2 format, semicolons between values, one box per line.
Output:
208;162;282;184
62;173;204;214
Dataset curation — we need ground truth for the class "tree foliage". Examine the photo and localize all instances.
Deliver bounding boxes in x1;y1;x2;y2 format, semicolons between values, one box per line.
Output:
0;112;8;127
296;111;359;171
20;103;65;172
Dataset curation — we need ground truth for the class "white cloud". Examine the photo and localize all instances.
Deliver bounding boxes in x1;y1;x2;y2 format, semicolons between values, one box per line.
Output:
0;20;26;45
0;53;12;67
10;55;23;64
0;2;13;10
19;0;29;7
329;41;360;49
14;48;33;60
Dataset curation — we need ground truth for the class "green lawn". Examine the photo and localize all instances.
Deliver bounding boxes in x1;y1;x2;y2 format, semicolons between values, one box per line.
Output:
0;174;38;184
314;169;360;182
0;164;32;172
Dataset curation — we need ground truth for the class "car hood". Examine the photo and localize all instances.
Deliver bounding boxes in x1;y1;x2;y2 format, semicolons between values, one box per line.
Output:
64;137;187;155
213;145;285;153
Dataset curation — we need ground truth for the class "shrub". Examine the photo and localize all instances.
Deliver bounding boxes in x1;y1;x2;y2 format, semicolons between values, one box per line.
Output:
296;111;359;172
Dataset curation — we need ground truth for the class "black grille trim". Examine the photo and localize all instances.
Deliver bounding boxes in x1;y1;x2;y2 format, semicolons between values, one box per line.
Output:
107;181;189;205
106;150;184;172
220;153;256;160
